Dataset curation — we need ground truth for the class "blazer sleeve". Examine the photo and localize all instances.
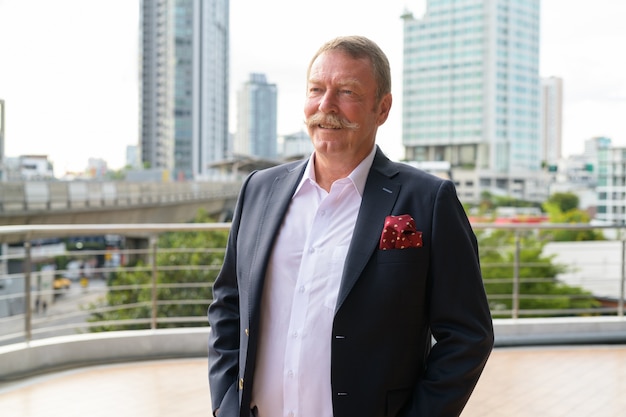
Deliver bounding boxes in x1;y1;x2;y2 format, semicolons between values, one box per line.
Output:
405;180;494;417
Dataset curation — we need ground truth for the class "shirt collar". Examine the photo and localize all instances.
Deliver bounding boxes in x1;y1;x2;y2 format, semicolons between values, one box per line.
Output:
294;145;376;198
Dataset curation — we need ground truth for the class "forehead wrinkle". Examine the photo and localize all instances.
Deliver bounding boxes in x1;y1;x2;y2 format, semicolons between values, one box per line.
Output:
308;74;362;90
336;78;361;89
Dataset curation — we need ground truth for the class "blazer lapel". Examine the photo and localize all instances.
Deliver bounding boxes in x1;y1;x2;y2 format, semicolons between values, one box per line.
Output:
336;148;400;311
248;160;307;311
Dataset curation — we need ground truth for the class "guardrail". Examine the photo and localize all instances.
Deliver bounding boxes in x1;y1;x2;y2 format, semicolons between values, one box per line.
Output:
478;223;625;319
0;223;625;347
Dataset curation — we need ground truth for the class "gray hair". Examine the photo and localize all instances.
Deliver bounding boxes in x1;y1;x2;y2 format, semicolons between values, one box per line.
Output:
307;35;391;104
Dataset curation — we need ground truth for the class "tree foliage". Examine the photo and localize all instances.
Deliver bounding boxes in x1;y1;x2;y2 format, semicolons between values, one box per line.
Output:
476;191;542;215
541;192;604;241
479;230;601;317
88;209;228;331
546;192;579;213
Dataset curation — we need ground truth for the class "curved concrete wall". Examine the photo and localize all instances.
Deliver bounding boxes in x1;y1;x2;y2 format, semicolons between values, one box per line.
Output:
0;328;210;381
493;316;626;346
2;317;626;381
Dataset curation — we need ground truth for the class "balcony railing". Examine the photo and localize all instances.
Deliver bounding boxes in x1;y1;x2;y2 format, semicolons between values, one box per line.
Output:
1;223;625;346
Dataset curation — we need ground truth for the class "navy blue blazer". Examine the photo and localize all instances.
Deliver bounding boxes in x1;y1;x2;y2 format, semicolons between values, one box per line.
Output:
208;146;494;417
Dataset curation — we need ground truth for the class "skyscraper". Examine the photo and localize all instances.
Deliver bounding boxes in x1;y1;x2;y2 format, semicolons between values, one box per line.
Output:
402;0;544;202
0;99;5;182
595;139;625;225
235;73;278;159
140;0;229;180
541;76;563;167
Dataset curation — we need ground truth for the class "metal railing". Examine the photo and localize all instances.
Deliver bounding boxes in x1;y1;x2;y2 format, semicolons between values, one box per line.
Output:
474;223;625;319
0;223;625;345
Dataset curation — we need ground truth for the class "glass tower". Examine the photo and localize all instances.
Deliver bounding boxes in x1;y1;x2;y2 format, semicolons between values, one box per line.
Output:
0;99;4;182
235;73;278;159
140;0;229;180
541;76;563;167
402;0;542;200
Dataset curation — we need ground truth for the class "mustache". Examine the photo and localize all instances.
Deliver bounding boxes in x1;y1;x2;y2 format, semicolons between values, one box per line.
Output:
306;113;360;130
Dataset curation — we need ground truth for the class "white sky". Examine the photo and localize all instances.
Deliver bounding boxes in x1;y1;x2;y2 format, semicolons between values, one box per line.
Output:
0;0;625;174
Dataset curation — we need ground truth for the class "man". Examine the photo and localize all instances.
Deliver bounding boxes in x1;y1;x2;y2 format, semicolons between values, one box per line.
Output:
208;35;494;417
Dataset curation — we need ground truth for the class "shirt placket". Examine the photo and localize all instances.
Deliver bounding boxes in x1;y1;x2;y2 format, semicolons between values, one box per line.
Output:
282;191;332;417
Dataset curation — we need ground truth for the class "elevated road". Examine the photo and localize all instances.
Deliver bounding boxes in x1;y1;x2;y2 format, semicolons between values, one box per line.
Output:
0;180;242;230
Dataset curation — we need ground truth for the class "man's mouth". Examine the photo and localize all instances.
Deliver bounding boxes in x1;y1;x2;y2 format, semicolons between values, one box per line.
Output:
307;113;360;130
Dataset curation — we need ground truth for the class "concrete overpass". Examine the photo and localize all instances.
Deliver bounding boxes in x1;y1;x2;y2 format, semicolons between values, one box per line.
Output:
0;180;242;230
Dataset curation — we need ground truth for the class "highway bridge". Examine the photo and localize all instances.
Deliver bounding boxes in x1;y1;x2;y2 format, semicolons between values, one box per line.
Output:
0;180;242;228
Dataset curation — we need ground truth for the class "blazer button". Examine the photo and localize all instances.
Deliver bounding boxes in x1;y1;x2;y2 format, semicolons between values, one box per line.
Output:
239;378;244;390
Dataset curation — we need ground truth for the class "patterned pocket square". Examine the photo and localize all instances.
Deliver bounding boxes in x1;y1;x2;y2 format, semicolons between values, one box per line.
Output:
379;214;423;250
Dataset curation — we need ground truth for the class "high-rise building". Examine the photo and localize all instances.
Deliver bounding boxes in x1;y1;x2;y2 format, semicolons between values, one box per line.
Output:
140;0;229;180
583;136;611;184
402;0;544;202
541;76;563;166
0;99;5;182
596;140;626;225
548;136;609;213
126;145;142;169
235;73;278;159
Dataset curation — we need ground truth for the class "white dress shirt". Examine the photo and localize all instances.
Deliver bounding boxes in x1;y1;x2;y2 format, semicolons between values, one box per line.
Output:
251;146;376;417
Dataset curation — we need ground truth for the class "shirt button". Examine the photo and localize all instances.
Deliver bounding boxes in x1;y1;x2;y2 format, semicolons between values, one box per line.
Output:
287;370;294;378
299;286;305;293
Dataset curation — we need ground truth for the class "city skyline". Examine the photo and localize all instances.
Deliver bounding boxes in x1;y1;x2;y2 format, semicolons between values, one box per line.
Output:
0;0;625;175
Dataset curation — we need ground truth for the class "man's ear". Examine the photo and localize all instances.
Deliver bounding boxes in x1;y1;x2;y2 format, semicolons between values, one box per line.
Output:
376;93;392;126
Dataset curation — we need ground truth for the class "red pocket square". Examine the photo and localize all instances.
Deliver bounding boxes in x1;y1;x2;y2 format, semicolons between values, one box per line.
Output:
379;215;423;250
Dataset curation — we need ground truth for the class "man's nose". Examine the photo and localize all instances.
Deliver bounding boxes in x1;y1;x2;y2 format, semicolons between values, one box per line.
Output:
318;91;339;113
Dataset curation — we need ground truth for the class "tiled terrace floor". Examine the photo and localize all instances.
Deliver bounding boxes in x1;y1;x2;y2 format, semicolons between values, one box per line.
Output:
1;345;625;417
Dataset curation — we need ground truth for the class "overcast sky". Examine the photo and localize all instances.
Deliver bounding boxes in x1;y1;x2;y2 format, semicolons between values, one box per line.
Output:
0;0;625;174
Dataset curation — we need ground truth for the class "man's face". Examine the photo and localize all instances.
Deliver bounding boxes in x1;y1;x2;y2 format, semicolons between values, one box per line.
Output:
304;50;391;161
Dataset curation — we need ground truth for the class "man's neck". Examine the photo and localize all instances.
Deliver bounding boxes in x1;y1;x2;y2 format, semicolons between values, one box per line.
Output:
312;146;375;192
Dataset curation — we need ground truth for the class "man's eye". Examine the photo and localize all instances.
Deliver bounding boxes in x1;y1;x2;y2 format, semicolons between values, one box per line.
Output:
341;90;353;95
